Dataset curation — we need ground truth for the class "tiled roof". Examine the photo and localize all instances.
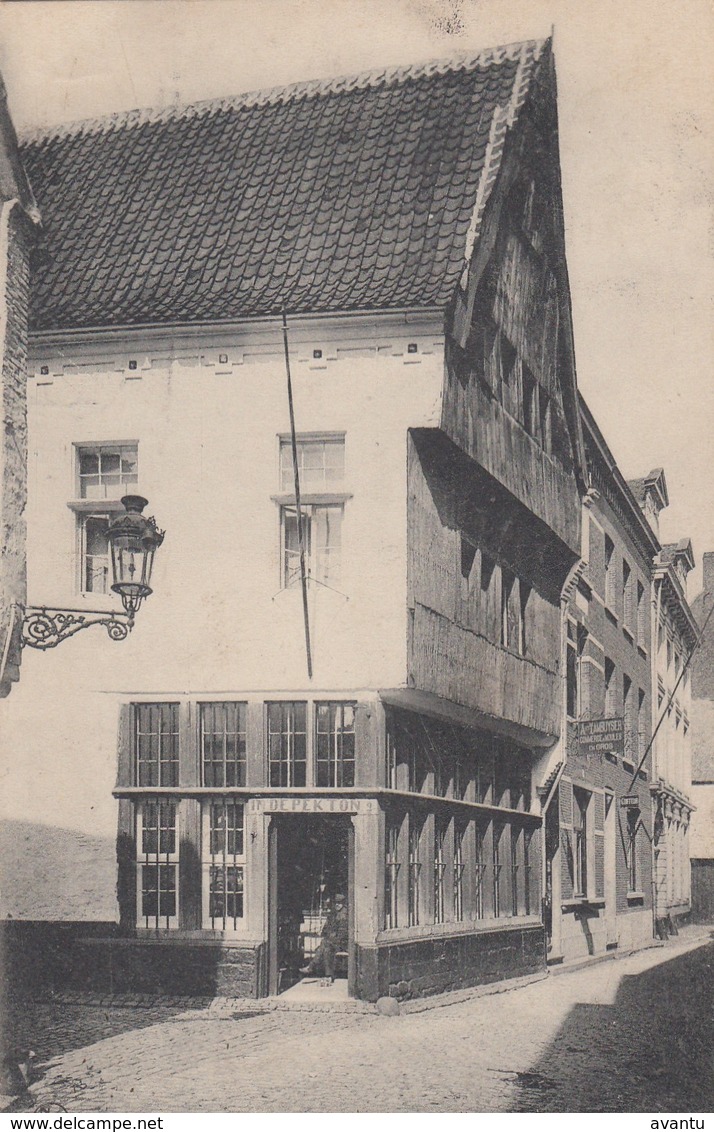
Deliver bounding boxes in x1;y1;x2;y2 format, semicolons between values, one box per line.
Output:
21;39;548;332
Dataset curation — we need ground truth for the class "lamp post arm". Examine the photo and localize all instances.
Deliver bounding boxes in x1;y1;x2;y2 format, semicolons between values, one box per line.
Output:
20;605;134;650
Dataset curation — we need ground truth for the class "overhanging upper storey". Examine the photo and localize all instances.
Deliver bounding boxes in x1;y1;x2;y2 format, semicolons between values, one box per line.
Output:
440;41;586;556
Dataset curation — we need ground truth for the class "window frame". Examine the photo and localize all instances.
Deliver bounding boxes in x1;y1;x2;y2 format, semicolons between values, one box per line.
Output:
572;787;590;898
266;701;307;788
202;799;246;931
71;441;139;597
136;798;179;931
134;703;180;788
200;702;247;788
315;701;356;788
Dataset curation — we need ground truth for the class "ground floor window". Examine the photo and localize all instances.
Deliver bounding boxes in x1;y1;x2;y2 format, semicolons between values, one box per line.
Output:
627;812;639;892
408;817;422;926
137;800;178;930
204;801;245;930
384;820;401;930
434;818;447;924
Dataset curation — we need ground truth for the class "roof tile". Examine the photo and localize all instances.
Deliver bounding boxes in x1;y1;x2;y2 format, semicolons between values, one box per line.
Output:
22;38;548;329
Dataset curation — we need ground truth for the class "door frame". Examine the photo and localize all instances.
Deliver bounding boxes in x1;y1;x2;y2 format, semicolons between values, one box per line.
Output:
267;812;355;996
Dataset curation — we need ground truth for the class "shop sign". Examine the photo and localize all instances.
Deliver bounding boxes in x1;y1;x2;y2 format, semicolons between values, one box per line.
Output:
578;717;624;758
619;795;640;809
248;796;372;814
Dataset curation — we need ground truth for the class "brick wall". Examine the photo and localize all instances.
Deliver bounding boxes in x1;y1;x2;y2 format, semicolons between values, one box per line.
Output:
0;202;31;696
355;924;544;1001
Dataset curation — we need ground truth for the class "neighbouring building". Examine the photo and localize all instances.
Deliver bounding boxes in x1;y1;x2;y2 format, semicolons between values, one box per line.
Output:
628;472;698;932
690;552;714;921
544;401;657;964
0;72;39;698
1;39;593;1001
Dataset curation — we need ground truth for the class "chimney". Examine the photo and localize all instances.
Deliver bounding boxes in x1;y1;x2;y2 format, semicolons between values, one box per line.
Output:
703;551;714;598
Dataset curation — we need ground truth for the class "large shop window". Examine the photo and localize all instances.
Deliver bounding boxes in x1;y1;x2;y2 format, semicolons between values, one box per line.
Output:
267;702;307;787
315;702;355;787
73;443;139;595
135;703;179;787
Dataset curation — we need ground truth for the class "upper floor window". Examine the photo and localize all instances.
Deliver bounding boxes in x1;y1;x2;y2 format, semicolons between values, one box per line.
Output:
78;444;138;499
135;703;179;787
279;436;345;590
566;621;588;719
279;436;344;492
267;701;307;787
622;560;632;627
604;657;616;717
282;504;342;588
74;443;139;595
201;702;247;787
315;702;355;787
636;581;646;649
604;536;615;609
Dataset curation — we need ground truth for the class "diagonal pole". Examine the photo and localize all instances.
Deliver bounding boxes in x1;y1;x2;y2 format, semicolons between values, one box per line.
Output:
281;308;313;680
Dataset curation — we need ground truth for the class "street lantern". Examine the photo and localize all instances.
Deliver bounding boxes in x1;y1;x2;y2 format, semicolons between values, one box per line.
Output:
107;495;165;617
20;495;166;650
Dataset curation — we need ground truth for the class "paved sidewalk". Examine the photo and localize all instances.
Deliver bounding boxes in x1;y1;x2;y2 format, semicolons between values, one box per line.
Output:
7;928;713;1113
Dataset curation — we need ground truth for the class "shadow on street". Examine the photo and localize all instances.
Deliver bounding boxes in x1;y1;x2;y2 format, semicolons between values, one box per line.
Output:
512;939;714;1112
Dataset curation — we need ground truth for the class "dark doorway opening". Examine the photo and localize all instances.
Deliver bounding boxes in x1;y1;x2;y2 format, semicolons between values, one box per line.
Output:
272;815;352;996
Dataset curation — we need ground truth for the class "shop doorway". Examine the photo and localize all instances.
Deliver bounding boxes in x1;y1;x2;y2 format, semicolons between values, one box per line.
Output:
268;815;354;997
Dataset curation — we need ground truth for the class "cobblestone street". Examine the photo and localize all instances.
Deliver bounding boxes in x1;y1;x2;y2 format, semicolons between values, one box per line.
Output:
7;930;713;1113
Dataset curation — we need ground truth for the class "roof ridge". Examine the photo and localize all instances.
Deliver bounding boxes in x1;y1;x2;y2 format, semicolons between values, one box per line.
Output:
19;36;548;147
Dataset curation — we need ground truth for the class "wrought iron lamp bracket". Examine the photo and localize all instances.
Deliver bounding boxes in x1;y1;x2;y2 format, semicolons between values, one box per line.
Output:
20;605;135;650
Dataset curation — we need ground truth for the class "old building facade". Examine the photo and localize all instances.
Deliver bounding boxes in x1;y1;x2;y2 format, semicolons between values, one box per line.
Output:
690;552;714;921
544;402;656;964
628;472;697;932
0;39;596;1001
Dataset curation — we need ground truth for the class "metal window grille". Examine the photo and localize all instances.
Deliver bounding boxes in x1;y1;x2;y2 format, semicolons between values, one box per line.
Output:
138;800;177;929
493;823;503;917
474;828;486;919
523;830;533;915
267;702;307;787
207;801;245;930
78;444;138;500
201;702;247;787
453;828;465;921
384;823;400;929
511;826;521;915
135;703;179;787
408;821;422;926
434;821;446;924
315;702;355;787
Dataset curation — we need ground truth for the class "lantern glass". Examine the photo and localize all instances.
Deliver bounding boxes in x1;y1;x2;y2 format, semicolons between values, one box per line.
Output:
107;496;164;617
